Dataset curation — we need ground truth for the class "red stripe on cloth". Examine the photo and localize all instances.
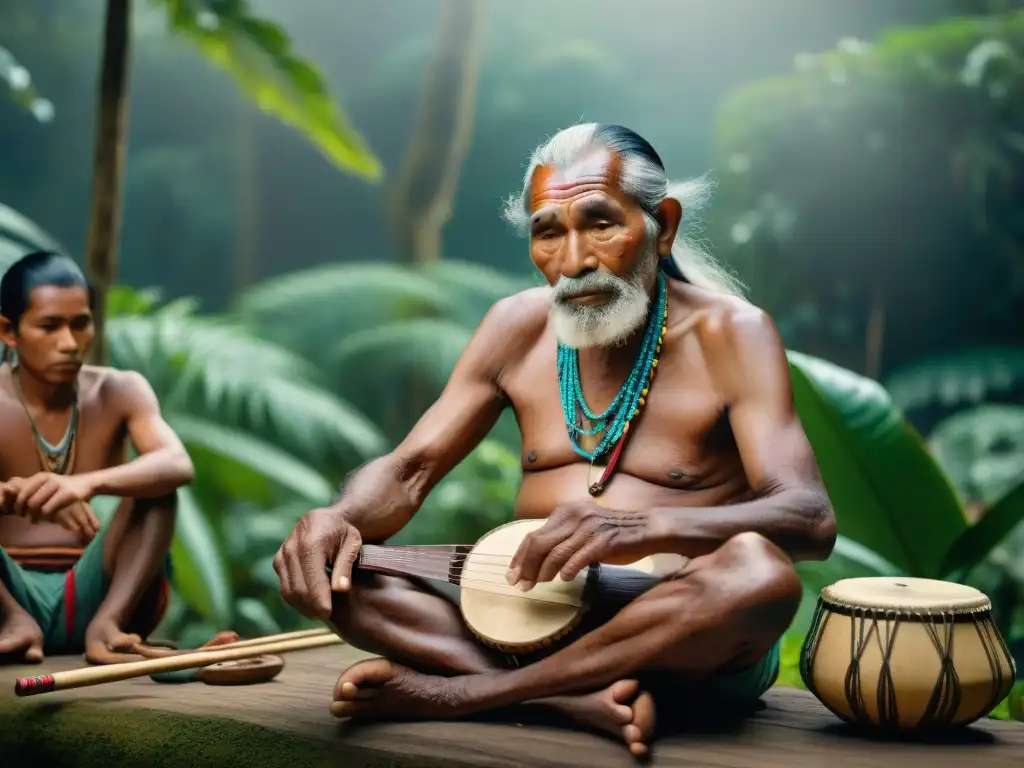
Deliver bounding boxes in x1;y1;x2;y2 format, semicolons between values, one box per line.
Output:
8;546;85;572
64;568;77;639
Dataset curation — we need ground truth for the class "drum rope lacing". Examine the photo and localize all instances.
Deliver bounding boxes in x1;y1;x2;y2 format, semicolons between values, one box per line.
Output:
800;600;1015;729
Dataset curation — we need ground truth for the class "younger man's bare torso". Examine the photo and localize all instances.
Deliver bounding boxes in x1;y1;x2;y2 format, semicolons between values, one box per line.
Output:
0;366;129;549
499;280;759;522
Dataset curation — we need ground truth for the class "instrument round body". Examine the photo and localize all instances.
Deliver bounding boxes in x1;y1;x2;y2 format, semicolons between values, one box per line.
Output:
195;654;285;686
800;576;1015;732
458;518;662;654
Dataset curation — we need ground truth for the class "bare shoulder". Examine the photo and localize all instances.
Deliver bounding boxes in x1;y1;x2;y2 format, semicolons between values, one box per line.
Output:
468;286;550;380
668;283;788;403
667;282;781;355
88;366;158;412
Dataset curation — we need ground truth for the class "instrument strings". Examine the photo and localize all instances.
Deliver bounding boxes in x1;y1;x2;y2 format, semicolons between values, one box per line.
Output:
357;546;587;609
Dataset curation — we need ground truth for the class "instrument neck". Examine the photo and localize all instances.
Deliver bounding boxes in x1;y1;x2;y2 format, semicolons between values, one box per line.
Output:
354;545;663;605
355;543;460;583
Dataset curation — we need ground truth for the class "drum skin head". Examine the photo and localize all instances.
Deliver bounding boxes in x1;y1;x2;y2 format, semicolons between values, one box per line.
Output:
195;654;285;685
823;576;990;612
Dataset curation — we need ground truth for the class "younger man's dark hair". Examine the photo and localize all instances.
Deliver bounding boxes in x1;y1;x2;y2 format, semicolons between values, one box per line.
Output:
0;251;92;330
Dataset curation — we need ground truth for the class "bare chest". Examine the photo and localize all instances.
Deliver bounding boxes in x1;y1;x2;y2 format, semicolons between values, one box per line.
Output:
503;339;742;492
0;397;126;480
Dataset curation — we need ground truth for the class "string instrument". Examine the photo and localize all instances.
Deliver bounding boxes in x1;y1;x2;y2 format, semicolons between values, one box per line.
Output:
14;519;678;696
356;518;683;654
799;576;1016;732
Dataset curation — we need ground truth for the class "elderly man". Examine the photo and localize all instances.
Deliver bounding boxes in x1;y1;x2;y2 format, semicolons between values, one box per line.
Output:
275;123;835;757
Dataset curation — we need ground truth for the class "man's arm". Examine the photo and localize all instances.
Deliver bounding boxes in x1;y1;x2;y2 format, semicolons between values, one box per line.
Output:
77;371;195;499
652;307;836;563
328;294;541;543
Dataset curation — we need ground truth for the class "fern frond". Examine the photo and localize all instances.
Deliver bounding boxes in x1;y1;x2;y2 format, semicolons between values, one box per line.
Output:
331;318;474;388
169;415;335;503
106;305;387;468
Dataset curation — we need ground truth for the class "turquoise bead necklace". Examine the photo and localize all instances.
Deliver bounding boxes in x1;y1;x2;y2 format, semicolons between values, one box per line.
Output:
557;272;668;495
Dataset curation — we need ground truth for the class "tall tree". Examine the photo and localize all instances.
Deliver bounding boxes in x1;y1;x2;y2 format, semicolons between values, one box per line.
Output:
84;0;132;365
388;0;485;264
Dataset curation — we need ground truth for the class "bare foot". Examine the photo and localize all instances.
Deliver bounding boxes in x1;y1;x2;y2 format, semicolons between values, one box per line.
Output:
84;616;144;665
540;680;656;757
328;660;656;757
329;658;461;720
0;610;44;664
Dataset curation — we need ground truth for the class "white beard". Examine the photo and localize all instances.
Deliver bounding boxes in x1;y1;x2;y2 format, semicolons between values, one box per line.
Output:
548;243;659;350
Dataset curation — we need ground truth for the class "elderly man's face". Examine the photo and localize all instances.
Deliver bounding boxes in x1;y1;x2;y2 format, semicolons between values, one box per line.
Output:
528;147;650;301
528;147;667;349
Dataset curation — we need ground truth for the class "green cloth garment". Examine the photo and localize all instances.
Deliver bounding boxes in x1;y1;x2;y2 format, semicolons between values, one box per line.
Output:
418;575;781;707
0;524;170;655
711;639;781;704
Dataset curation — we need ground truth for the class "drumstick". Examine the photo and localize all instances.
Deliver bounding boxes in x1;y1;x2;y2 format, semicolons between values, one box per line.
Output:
133;627;333;658
15;632;344;697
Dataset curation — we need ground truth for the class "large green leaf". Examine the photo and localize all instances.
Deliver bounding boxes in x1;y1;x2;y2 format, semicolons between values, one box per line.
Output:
168;486;233;625
159;0;381;180
942;481;1024;581
788;351;968;576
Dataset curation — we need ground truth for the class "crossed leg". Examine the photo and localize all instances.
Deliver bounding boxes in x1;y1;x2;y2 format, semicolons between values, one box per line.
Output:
0;494;176;664
83;493;177;663
326;531;802;756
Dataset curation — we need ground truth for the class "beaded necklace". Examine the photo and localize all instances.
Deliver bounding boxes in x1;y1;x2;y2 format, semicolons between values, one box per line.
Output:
557;272;668;496
13;372;79;476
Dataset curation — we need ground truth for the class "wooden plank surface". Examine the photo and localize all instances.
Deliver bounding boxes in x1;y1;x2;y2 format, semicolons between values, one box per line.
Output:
2;645;1022;768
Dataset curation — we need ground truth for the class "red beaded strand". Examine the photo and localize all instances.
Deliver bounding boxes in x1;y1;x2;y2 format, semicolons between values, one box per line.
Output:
587;303;669;496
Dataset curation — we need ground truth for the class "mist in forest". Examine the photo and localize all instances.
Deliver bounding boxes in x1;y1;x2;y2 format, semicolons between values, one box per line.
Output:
1;0;983;307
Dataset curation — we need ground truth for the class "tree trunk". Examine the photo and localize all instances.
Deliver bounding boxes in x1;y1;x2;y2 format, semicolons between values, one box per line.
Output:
388;0;485;264
84;0;132;366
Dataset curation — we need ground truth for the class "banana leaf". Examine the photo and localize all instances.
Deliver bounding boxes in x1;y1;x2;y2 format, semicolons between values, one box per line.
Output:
787;351;968;576
158;0;381;180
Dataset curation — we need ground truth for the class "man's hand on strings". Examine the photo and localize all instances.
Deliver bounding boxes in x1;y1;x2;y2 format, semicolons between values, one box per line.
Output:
506;502;663;590
274;508;363;621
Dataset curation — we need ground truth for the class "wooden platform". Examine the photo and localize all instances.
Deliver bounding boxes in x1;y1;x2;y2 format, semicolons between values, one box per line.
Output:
1;645;1022;768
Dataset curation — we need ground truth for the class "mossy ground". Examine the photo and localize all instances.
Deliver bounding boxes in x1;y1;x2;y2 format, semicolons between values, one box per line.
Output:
0;698;350;768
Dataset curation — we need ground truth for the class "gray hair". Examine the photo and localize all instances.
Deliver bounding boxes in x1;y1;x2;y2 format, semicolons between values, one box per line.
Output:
502;123;745;297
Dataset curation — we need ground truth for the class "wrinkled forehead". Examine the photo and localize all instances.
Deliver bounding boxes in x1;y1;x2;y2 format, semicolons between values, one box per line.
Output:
528;147;630;214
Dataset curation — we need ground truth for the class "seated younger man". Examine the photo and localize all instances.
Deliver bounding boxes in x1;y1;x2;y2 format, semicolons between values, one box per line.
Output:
0;251;194;665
